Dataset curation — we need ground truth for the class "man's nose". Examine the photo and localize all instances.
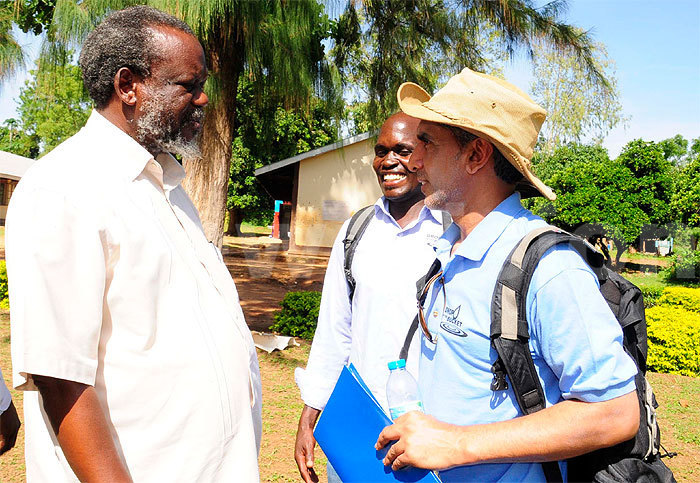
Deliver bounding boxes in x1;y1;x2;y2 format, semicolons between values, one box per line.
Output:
408;145;424;172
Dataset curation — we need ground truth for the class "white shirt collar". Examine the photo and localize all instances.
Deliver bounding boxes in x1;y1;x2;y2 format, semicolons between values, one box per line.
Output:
88;110;185;191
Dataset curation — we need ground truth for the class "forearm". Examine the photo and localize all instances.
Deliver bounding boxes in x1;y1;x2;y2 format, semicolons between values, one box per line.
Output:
455;392;639;465
378;391;639;470
34;376;132;482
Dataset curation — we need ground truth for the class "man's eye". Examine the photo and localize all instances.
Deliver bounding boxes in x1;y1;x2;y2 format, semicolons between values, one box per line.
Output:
398;149;412;156
375;149;388;157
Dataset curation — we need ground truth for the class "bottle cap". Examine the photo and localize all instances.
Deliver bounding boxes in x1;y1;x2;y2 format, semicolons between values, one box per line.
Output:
387;359;406;370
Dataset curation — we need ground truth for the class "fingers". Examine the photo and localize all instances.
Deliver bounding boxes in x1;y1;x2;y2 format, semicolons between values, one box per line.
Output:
382;440;405;469
375;423;399;450
294;426;318;483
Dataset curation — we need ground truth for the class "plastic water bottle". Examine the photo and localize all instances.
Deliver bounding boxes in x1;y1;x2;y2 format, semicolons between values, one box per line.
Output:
386;359;424;420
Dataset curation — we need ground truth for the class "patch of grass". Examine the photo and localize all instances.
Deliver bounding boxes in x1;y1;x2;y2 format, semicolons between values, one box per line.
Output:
241;222;272;235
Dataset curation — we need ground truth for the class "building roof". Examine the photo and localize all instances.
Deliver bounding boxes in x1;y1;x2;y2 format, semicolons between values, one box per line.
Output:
254;131;374;177
0;150;35;181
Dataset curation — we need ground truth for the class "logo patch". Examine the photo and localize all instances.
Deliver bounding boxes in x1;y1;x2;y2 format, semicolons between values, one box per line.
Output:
440;305;468;337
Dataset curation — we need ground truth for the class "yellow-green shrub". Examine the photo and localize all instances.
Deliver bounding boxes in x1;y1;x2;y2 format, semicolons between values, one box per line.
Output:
657;286;700;313
646;303;700;377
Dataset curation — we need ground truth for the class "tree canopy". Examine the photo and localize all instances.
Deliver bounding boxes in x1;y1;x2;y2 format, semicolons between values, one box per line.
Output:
530;140;675;264
330;0;606;129
530;36;626;153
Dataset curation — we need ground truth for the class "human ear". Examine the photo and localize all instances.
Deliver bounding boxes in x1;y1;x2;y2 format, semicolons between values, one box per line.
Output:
464;138;494;175
114;67;138;106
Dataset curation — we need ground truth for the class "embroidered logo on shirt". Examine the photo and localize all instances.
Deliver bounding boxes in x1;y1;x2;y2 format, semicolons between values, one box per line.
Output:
440;305;468;337
425;233;440;246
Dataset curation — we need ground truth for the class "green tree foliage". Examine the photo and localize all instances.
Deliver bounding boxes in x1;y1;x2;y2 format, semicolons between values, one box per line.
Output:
658;134;689;166
531;37;626;153
17;61;91;155
41;0;338;246
331;0;607;129
228;78;338;227
0;118;37;157
0;1;25;80
530;140;674;264
671;156;700;227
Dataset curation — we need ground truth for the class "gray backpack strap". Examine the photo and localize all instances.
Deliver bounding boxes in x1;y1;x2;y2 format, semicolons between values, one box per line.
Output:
441;211;452;228
490;226;605;483
343;206;375;302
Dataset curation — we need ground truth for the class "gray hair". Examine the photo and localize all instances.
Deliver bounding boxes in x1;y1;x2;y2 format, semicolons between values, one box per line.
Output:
445;125;523;185
79;5;195;109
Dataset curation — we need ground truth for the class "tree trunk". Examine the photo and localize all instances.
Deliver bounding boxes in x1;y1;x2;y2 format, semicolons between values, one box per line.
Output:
182;82;237;248
613;238;627;268
226;207;242;236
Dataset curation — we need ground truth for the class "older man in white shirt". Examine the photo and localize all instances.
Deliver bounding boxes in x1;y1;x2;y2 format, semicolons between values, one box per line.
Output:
6;6;261;482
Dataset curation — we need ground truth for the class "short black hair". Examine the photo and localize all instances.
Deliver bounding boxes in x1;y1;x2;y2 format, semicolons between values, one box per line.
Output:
445;125;523;185
79;5;195;109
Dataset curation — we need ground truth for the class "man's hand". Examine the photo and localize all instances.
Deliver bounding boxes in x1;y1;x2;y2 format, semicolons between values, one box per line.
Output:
294;405;322;483
375;411;465;471
0;401;20;455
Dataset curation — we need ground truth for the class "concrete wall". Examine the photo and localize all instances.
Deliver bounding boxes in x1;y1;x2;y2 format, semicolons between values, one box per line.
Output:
294;137;382;248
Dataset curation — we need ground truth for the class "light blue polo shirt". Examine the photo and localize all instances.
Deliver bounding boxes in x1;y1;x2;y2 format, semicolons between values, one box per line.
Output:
418;193;637;482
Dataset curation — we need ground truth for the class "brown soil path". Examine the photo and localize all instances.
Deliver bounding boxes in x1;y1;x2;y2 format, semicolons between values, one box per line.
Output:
222;238;328;332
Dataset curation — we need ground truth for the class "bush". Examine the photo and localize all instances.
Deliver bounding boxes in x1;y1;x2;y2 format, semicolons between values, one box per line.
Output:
0;260;8;309
269;291;322;340
640;285;664;308
663;245;700;282
657;286;700;313
646;305;700;376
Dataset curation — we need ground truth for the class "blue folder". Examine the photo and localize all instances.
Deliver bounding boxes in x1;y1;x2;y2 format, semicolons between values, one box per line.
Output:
314;364;441;482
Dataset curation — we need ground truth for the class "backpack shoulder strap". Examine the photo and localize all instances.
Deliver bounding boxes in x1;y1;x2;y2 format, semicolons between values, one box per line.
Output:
491;226;605;483
399;258;442;361
490;226;604;414
441;211;452;229
343;205;375;302
398;211;451;361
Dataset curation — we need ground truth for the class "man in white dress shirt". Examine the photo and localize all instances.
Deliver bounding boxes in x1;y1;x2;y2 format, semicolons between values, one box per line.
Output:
294;113;447;482
6;6;261;482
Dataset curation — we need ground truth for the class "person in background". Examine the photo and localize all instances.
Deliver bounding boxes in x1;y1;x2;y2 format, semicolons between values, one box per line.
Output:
294;113;448;482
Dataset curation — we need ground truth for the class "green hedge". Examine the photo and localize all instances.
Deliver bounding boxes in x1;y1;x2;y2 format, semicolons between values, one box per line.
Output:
0;260;8;309
646;287;700;377
269;291;322;340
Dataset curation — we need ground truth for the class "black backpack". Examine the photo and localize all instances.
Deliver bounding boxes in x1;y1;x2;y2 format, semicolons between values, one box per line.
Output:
342;205;451;302
403;226;676;482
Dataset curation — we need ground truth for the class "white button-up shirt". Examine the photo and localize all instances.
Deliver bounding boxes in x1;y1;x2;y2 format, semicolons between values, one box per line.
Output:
6;110;262;482
295;199;445;411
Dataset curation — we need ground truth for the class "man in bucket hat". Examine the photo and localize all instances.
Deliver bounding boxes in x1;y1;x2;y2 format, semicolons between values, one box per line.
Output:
375;68;640;481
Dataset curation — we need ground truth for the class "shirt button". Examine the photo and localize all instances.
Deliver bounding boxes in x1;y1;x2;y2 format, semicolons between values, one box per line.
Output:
432;311;439;318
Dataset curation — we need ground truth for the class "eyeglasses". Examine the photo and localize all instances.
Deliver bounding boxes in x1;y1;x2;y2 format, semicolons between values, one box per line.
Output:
417;270;445;344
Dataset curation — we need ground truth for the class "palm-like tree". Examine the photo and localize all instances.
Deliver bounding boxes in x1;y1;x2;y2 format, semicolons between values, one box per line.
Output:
0;1;25;81
44;0;604;245
332;0;604;128
49;0;335;245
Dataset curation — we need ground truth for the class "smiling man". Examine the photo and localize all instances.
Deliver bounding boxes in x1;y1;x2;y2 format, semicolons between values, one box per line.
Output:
6;6;261;482
294;113;448;482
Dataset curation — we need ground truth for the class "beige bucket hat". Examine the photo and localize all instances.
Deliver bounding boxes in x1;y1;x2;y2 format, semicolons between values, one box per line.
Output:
397;68;555;200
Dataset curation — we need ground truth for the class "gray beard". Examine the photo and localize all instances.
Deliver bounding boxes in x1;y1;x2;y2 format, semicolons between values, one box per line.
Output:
135;91;203;160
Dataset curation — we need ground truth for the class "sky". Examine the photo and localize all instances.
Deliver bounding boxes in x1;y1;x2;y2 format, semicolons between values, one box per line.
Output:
1;0;699;158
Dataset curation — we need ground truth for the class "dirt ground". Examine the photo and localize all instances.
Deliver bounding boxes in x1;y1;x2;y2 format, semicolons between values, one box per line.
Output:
222;236;328;332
